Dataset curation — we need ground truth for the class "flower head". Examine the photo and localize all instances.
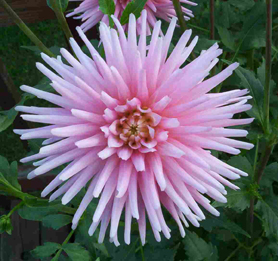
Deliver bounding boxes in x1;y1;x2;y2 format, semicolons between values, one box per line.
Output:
67;0;196;33
15;12;254;246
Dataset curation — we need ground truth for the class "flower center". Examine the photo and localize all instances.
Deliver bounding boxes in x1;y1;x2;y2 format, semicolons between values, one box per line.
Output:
102;98;164;152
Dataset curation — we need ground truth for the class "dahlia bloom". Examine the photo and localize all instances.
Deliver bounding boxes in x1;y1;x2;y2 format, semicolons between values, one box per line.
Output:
67;0;196;33
15;12;254;245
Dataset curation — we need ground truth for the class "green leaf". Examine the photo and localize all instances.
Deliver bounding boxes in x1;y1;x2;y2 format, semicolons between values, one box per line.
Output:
21;45;61;56
63;243;91;261
213;156;252;212
256;197;278;237
216;26;236;51
0;107;18;133
238;2;266;51
201;210;250;238
47;0;69;13
120;0;148;25
232;64;264;125
229;0;255;11
18;201;65;221
260;163;278;188
194;38;218;54
183;231;218;261
98;0;115;27
31;242;61;258
99;0;115;15
0;215;13;235
0;156;21;192
42;214;72;230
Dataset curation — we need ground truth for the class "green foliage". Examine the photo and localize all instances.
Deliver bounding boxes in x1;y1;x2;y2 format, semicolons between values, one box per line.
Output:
63;243;92;261
120;0;148;25
0;215;13;235
201;210;250;238
256;197;278;237
99;0;116;27
31;242;61;259
42;214;73;230
183;231;218;261
47;0;69;13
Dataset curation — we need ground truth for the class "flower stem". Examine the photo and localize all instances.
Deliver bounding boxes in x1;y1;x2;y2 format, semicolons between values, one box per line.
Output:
224;245;241;261
0;0;55;57
210;0;215;40
264;0;272;134
172;0;187;32
52;229;75;259
249;144;273;237
140;242;145;261
50;0;73;42
7;201;24;218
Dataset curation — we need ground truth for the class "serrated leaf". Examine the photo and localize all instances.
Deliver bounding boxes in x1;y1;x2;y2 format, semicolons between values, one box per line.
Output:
194;38;218;54
230;63;264;125
256;197;278;237
120;0;148;25
47;0;69;13
239;2;266;51
213;156;252;212
42;214;72;230
229;0;255;11
260;163;278;188
31;242;61;258
18;202;65;221
0;215;13;235
63;243;91;261
216;26;236;51
201;210;250;238
0;156;21;192
0;94;28;133
183;231;218;261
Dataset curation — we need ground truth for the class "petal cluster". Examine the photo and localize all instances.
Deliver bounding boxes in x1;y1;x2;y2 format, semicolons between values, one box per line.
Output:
67;0;196;33
15;12;254;246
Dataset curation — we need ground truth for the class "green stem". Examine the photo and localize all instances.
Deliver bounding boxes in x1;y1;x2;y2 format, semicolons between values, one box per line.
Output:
0;0;54;57
210;0;215;40
224;245;241;261
264;0;272;134
7;201;24;218
249;144;273;237
53;230;75;260
187;23;210;33
253;138;260;177
255;145;273;184
50;0;73;42
172;0;187;32
215;52;227;92
140;242;145;261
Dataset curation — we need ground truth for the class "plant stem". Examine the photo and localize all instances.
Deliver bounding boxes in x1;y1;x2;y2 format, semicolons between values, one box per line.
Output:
7;201;24;217
50;0;73;42
172;0;187;32
210;0;215;40
224;245;241;261
0;0;54;57
140;242;145;261
253;138;260;176
53;229;75;259
249;144;273;237
264;0;272;134
256;145;272;184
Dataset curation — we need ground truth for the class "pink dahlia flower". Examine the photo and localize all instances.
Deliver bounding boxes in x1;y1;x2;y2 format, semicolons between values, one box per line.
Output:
15;12;254;245
67;0;196;33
